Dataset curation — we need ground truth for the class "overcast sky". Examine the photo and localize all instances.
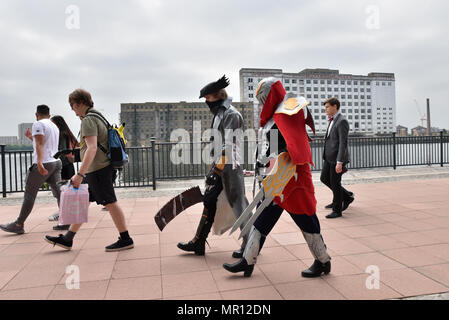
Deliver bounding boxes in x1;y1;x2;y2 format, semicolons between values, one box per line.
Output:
0;0;448;137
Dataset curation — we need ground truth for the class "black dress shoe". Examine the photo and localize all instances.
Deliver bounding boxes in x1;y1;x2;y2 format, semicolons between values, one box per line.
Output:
232;248;243;258
223;258;255;277
324;203;333;209
326;211;342;219
342;195;354;211
301;260;331;278
177;240;206;256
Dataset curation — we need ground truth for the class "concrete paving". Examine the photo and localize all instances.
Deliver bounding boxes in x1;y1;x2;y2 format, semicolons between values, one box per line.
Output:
0;165;448;300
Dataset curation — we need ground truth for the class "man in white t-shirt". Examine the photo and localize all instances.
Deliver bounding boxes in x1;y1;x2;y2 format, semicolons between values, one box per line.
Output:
0;105;62;234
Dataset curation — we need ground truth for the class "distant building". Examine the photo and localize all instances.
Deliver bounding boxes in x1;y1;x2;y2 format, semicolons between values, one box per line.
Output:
396;125;408;136
239;68;396;135
120;101;254;146
411;126;427;136
18;123;33;145
0;136;18;145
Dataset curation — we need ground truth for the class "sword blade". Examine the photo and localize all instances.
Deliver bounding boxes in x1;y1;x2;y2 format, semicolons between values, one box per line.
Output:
238;196;274;239
229;188;264;235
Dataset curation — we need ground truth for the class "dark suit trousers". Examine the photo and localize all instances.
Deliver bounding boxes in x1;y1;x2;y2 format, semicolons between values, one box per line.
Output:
320;160;352;213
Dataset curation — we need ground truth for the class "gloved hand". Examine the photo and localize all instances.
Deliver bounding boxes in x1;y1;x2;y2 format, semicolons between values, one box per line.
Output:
205;170;220;186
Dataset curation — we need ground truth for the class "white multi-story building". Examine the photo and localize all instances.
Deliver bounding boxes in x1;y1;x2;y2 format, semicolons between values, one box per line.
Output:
239;68;396;135
0;136;18;145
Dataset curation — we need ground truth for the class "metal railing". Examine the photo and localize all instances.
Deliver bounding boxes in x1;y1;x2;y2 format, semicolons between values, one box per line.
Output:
1;132;448;196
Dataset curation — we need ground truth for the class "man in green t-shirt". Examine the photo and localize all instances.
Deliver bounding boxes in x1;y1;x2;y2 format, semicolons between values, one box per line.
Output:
45;89;134;252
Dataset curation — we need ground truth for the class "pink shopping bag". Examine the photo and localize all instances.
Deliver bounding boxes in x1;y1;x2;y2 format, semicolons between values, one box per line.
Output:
58;183;89;225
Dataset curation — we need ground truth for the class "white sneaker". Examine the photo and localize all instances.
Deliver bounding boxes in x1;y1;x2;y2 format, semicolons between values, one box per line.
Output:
48;213;59;221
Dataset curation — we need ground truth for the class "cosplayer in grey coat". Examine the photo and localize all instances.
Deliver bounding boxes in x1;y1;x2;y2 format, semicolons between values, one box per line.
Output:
177;75;250;258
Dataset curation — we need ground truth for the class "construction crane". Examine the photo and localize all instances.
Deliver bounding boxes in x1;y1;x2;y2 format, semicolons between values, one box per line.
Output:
413;99;426;127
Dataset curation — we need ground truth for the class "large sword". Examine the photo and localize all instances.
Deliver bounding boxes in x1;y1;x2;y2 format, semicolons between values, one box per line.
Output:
229;152;297;239
154;186;204;231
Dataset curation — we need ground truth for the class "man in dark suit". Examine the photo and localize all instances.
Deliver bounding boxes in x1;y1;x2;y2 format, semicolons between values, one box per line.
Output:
320;97;354;219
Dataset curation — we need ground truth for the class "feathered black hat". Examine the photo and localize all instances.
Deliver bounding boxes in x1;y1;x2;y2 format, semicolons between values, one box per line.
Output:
199;75;230;98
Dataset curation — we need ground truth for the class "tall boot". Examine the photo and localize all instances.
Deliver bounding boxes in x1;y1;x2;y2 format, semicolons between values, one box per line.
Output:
223;226;265;277
177;208;213;256
301;231;331;277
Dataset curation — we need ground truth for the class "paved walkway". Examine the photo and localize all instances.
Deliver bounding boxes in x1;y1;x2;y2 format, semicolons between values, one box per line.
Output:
0;166;448;300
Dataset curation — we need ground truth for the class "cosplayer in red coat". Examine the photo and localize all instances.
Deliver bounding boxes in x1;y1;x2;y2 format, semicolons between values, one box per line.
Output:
223;77;332;278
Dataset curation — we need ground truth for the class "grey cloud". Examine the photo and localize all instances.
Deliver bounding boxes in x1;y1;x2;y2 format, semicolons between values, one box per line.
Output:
0;0;448;137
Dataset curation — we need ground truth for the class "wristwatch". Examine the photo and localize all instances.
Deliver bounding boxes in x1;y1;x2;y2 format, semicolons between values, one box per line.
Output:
77;172;86;178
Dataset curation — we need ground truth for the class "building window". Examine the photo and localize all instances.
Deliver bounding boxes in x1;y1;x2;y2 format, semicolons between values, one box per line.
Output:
354;95;359;99
285;86;290;90
285;79;290;83
348;95;352;99
327;80;332;84
382;82;386;86
306;87;311;91
367;95;371;99
334;87;339;92
341;88;346;92
348;115;353;119
388;82;392;86
321;94;326;99
321;115;326;119
292;79;297;83
248;86;253;90
292;87;297;91
341;102;346;107
320;80;325;84
341;95;346;99
249;94;253;98
314;94;319;99
314;101;319;106
248;78;253;83
306;80;311;84
354;88;358;92
314;87;319;91
307;94;312;98
354;81;358;85
348;88;352;92
361;95;365;99
313;80;318;84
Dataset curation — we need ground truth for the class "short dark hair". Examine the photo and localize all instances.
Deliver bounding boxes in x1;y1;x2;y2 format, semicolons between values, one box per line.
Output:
36;105;50;116
69;89;94;108
324;97;340;110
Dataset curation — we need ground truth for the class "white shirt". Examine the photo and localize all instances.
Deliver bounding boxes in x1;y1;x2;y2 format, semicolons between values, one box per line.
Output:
32;118;60;164
326;111;339;138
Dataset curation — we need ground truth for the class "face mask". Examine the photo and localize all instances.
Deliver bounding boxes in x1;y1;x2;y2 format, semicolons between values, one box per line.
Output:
206;99;224;115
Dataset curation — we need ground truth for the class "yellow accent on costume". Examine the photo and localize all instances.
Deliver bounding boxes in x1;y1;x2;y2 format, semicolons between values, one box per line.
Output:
215;155;226;171
275;97;310;116
262;152;296;199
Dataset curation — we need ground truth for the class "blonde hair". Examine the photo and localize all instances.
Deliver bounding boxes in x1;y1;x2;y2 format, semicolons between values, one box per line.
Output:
212;89;228;100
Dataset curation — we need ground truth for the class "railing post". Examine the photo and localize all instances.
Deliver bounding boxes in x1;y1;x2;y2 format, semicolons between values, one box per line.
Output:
392;133;396;170
151;138;157;190
1;145;6;198
441;131;444;167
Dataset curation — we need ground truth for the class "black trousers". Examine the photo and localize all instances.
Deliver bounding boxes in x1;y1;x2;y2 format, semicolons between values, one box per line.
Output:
320;160;353;213
254;202;321;236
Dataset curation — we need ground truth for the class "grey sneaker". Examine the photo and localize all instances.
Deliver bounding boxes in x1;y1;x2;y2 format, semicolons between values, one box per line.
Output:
0;222;25;234
48;213;59;221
